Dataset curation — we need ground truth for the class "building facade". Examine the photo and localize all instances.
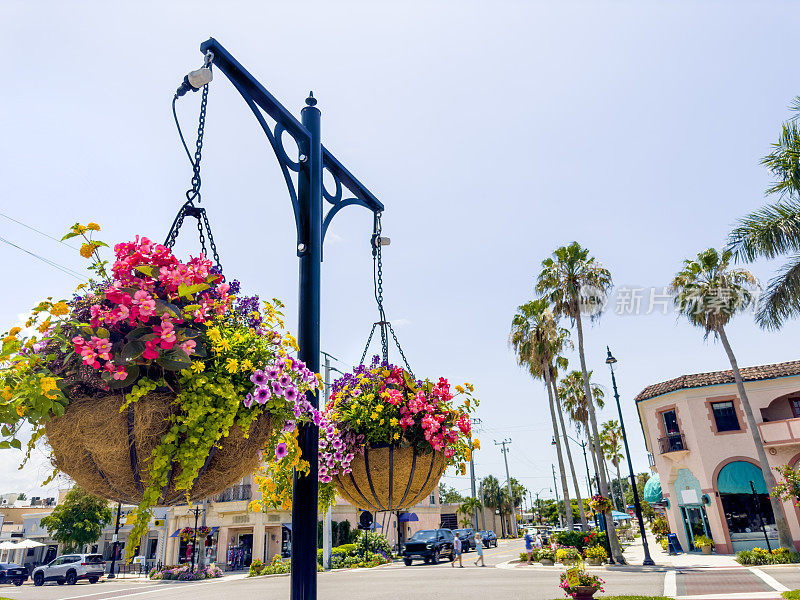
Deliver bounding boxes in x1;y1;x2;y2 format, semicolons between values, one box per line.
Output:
636;360;800;554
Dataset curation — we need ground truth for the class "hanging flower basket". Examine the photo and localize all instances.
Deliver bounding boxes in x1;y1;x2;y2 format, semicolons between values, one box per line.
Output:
1;224;320;556
332;443;446;512
588;494;613;514
252;357;479;513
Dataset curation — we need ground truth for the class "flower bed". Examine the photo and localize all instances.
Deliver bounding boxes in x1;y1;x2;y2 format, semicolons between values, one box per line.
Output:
251;357;479;513
557;547;583;564
0;224;320;558
736;547;800;565
585;544;608;562
560;570;605;599
149;564;223;581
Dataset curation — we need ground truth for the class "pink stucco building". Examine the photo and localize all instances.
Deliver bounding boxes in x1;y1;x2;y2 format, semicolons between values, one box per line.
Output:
636;360;800;554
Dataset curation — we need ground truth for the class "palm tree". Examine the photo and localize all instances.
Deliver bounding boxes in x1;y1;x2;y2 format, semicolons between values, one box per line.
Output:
510;299;575;529
550;360;589;530
480;475;504;537
536;242;624;562
459;497;483;529
670;247;793;550
559;369;606;491
600;420;625;511
728;98;800;329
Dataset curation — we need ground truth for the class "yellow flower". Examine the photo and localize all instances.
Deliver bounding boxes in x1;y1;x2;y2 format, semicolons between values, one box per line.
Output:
455;384;465;394
79;243;94;258
207;327;222;343
390;417;398;426
376;404;383;412
37;319;51;334
248;501;263;513
16;404;26;416
370;412;378;420
190;361;205;373
465;448;472;461
382;370;391;377
472;438;481;450
379;419;384;425
50;301;69;316
2;386;12;401
219;339;231;351
86;222;101;231
225;358;239;373
40;377;58;392
393;432;400;440
8;327;21;337
241;359;253;372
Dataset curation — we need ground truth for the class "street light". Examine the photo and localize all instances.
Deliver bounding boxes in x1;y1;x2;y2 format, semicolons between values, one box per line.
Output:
606;346;655;566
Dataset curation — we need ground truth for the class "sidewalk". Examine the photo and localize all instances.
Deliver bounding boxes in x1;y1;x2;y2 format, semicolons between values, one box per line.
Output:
623;529;739;569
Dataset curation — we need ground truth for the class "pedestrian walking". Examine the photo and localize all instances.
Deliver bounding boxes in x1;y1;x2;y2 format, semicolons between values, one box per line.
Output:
473;532;485;567
524;529;534;565
451;533;463;567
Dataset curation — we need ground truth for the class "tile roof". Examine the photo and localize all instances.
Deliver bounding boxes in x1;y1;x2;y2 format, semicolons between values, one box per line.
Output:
635;360;800;402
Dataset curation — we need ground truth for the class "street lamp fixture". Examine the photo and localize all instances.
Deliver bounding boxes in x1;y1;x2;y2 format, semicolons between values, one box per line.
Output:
606;346;655;566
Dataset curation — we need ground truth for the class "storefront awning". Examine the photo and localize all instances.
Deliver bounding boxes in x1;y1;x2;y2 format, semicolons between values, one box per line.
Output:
170;529;181;538
718;461;767;494
282;523;292;531
611;510;632;521
399;513;419;523
643;474;662;504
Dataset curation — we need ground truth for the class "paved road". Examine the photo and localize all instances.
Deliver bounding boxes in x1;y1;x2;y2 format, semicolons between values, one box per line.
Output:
7;539;798;600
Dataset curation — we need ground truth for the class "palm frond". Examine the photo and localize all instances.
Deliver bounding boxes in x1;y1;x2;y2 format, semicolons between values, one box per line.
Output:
729;199;800;261
755;255;800;330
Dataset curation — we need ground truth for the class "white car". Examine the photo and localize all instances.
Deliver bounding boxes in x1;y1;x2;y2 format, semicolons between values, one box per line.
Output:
32;553;105;586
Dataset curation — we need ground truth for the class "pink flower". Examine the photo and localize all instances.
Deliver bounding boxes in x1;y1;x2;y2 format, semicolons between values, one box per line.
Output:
113;367;128;381
180;340;196;356
143;341;159;360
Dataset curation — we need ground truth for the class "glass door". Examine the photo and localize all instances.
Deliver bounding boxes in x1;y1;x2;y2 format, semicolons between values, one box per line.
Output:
681;505;710;551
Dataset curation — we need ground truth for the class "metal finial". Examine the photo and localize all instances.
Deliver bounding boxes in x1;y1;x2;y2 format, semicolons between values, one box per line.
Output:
305;91;317;107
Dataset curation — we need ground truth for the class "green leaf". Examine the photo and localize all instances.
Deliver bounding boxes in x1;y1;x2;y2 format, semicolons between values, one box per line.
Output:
96;327;110;339
9;439;21;450
0;441;11;449
120;341;146;362
176;328;201;340
1;425;10;436
154;299;180;318
134;265;158;278
155;349;192;371
61;232;80;241
108;365;140;390
127;326;153;341
177;283;209;299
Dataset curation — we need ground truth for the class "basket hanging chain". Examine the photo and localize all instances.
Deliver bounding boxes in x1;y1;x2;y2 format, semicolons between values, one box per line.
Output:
359;213;414;378
164;69;223;274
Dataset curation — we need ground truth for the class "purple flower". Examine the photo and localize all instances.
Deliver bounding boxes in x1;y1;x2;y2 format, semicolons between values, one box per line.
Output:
271;381;284;396
284;386;299;402
325;425;335;436
255;386;272;404
243;393;254;408
320;474;332;483
283;420;296;433
279;374;292;387
250;369;267;386
312;411;322;426
319;465;328;477
319;439;328;449
294;360;306;371
334;451;343;462
266;367;280;379
275;443;289;460
331;438;343;450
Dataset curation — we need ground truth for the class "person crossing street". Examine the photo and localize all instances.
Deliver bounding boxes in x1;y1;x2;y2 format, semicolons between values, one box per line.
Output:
472;532;485;567
451;531;463;567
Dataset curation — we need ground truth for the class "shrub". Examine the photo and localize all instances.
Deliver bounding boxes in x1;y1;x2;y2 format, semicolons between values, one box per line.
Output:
150;564;223;581
353;530;392;557
659;538;668;551
520;550;538;562
553;530;599;552
651;517;670;541
736;547;800;565
333;543;359;556
538;548;556;562
585;545;608;560
693;535;713;549
557;547;583;563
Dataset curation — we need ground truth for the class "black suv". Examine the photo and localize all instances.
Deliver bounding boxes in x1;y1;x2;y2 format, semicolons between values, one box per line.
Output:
453;528;476;552
478;530;498;548
0;563;27;586
402;529;455;565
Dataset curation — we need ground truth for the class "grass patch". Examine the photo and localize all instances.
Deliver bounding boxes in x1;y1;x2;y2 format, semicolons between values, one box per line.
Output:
781;592;800;600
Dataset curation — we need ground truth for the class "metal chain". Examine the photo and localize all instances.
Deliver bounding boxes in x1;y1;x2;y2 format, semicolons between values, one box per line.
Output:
164;80;223;274
359;323;379;368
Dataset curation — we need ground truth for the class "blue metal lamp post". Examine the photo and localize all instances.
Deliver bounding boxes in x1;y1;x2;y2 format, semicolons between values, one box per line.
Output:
606;346;655;566
193;38;384;600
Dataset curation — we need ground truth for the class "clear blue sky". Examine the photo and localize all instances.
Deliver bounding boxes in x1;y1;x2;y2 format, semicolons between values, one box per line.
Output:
2;0;800;504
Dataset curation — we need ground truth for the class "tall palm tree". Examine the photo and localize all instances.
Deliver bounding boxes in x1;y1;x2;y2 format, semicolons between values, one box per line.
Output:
480;475;504;537
558;369;606;490
536;242;624;562
510;299;575;529
670;248;793;550
728;98;800;329
459;497;483;529
550;360;589;530
600;420;625;511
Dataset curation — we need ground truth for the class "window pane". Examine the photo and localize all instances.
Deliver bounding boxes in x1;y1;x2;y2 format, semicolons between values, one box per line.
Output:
712;401;740;432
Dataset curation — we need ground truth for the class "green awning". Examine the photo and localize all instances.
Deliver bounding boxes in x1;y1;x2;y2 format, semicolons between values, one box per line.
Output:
643;474;662;504
717;461;767;494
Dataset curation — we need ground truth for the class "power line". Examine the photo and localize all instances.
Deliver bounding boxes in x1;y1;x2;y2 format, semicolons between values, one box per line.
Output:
0;212;79;250
0;236;87;281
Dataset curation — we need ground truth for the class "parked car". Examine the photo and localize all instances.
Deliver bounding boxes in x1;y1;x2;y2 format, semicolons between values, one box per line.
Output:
32;554;105;586
452;528;476;552
402;529;455;565
0;563;27;586
478;530;498;548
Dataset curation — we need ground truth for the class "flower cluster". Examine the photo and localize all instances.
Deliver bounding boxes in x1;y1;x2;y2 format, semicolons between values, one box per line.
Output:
318;412;362;483
149;564;223;581
559;570;605;598
588;494;613;514
244;356;318;410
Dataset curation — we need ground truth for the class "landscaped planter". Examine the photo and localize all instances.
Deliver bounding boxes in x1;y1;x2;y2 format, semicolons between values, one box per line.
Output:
571;585;600;600
540;558;554;566
332;444;445;511
586;557;603;566
701;546;712;555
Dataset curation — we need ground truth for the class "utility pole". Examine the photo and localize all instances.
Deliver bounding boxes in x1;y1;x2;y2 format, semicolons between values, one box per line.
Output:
469;418;482;529
495;439;517;537
552;465;563;527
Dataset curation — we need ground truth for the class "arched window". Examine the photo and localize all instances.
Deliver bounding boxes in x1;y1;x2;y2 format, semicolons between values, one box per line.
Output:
717;461;775;541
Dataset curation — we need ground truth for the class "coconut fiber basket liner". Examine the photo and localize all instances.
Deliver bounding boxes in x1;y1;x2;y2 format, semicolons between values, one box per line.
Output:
45;391;272;505
332;444;446;512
